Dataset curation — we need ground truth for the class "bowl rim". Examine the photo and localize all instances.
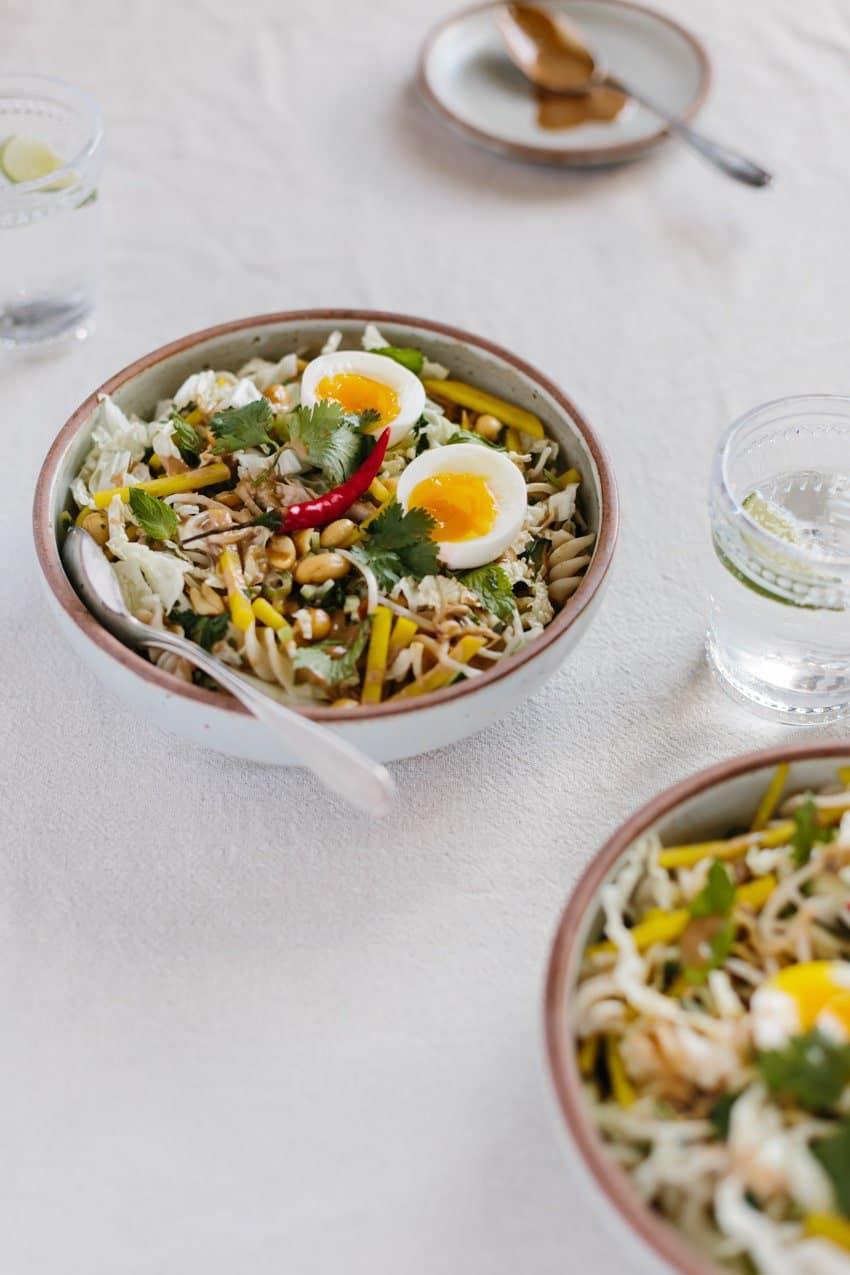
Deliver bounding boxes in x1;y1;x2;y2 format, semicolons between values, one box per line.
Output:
544;738;850;1275
32;307;619;724
417;0;713;169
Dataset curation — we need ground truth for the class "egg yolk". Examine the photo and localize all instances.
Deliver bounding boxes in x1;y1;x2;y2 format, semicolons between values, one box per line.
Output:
315;372;399;424
409;472;498;542
766;961;850;1034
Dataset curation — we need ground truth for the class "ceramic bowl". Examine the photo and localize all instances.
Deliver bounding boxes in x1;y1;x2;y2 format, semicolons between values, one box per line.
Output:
33;309;619;764
545;740;850;1275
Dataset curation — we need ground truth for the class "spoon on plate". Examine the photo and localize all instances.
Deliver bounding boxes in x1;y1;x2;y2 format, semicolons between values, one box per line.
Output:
497;4;773;187
62;527;395;815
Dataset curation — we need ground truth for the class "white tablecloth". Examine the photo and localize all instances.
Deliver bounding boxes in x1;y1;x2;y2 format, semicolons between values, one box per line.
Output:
4;1;849;1270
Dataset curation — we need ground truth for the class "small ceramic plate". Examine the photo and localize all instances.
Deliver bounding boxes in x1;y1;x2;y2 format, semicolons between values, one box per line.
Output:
419;0;712;167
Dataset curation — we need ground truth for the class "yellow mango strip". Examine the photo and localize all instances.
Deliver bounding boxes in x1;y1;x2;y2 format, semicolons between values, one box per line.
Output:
577;1035;599;1077
358;493;395;532
504;427;521;453
423;379;545;438
90;462;230;509
751;763;790;831
605;1036;635;1108
658;821;796;870
558;467;581;488
361;605;392;704
735;874;777;910
805;1214;850;1252
387;615;418;665
184;407;204;426
218;548;254;632
251;598;293;641
589;876;778;961
368;476;390;504
148;453;164;473
587;910;689;959
388;635;485;701
839;765;850;788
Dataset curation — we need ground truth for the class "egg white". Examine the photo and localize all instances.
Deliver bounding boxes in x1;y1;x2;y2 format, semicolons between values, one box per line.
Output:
300;350;425;448
396;442;528;571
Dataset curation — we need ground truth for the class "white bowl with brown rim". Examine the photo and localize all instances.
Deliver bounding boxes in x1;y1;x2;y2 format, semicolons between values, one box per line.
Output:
545;741;850;1275
33;309;618;765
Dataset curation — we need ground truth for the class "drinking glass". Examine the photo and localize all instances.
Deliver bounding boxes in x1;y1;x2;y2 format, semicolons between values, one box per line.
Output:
0;74;103;347
707;396;850;723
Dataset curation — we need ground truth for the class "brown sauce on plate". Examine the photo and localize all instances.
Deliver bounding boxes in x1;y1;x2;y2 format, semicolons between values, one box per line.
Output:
536;83;627;130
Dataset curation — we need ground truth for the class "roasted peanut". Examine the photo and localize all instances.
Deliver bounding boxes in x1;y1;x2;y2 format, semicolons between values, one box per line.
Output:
267;534;296;571
188;582;226;615
216;491;242;508
475;413;503;442
319;518;357;549
294;552;349;585
294;607;332;641
79;509;109;546
331;697;359;709
293;528;314;557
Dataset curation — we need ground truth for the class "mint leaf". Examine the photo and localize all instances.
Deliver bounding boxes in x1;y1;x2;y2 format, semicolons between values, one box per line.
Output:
129;486;179;541
758;1029;850;1112
792;798;819;867
289;401;364;484
292;623;369;686
170;409;204;460
374;346;424;375
459;564;516;624
211;398;274;453
813;1119;850;1216
691;861;736;918
169;607;229;651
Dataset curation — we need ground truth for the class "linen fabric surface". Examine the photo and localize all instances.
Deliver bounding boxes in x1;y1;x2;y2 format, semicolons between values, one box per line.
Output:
3;0;849;1271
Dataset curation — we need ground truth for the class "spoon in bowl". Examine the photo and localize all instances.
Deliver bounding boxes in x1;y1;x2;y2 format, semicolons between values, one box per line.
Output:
497;4;773;187
62;527;395;814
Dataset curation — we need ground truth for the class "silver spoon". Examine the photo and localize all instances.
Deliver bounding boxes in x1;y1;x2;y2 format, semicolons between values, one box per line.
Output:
62;527;395;814
497;4;773;188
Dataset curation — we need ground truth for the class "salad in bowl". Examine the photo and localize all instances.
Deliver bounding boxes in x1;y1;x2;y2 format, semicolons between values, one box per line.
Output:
67;323;595;710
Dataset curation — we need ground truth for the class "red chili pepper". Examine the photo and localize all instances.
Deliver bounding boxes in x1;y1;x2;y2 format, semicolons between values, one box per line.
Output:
281;427;391;531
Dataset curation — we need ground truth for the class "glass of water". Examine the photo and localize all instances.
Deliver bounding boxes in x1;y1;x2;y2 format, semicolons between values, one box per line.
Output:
0;74;103;348
707;396;850;723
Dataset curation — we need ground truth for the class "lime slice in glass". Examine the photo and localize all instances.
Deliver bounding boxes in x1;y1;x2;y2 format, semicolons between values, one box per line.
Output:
742;490;807;545
0;134;72;187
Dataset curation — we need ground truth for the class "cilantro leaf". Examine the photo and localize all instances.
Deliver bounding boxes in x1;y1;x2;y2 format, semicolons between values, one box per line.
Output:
368;501;434;552
289;401;365;484
357;408;382;431
128;487;179;541
691;861;736;918
374;346;424;375
352;501;440;589
446;428;504;451
758;1029;850;1112
813;1119;850;1216
170;409;204;460
792;798;819;867
210;398;274;453
709;1092;740;1140
169;607;229;651
683;919;735;985
459;564;516;624
292;623;369;686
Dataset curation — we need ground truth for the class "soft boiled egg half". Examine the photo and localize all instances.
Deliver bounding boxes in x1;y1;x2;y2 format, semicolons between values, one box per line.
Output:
750;960;850;1050
395;441;528;571
300;350;425;448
